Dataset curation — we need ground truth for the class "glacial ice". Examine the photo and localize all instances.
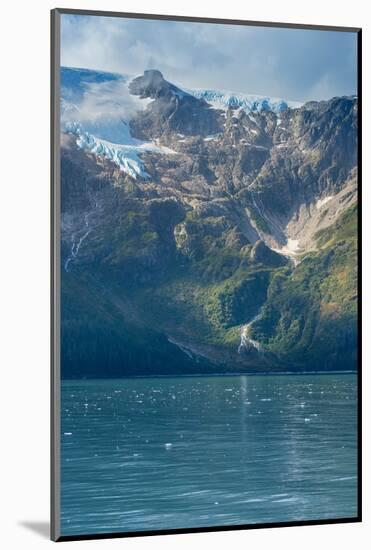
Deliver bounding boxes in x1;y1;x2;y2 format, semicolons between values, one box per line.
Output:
186;88;302;114
61;67;173;178
63;123;176;179
61;66;301;178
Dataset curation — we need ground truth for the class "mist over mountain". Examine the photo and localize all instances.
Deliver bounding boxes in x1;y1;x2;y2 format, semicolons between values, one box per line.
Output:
60;66;358;378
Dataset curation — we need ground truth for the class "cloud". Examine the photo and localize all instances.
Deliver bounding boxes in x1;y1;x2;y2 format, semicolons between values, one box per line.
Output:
61;76;152;145
61;14;357;102
65;79;149;124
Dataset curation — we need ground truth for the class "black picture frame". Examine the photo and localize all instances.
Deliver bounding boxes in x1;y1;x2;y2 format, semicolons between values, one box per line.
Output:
51;7;362;542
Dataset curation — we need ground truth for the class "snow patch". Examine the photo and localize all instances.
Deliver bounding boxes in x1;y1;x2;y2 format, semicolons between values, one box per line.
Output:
285;239;300;253
203;134;219;141
316;196;334;209
272;239;302;266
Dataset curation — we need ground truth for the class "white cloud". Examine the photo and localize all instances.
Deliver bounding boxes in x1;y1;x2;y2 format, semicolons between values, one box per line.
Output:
65;79;149;124
61;14;357;102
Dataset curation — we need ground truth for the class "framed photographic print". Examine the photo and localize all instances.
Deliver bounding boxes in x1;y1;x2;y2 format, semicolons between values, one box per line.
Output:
51;8;361;542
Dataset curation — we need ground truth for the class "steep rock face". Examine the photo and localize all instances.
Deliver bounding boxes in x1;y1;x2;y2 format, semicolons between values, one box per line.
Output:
250;240;288;268
129;70;222;139
60;68;358;376
249;97;357;215
129;69;175;99
130;81;357;258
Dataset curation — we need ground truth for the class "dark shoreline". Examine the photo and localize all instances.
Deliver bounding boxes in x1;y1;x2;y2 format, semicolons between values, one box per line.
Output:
61;370;357;382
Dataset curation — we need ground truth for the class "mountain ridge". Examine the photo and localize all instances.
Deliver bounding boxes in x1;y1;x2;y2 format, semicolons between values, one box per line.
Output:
60;67;358;377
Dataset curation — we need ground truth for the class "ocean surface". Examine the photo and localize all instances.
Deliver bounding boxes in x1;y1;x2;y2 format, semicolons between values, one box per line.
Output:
60;374;358;536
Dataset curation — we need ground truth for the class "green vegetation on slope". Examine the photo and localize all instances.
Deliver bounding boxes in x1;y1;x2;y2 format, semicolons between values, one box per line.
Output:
61;273;217;378
62;194;357;376
251;204;358;370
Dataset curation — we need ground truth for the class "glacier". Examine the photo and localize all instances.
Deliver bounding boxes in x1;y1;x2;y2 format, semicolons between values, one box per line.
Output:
61;67;175;178
186;88;302;113
61;66;302;178
65;122;176;179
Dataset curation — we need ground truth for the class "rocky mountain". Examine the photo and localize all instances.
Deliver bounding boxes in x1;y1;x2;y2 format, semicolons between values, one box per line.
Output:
60;67;358;378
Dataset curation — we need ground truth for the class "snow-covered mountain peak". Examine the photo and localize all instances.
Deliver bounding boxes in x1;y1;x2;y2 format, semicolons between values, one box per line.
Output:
60;66;302;177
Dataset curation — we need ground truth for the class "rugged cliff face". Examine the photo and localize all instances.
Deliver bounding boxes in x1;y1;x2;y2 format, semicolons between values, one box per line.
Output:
60;67;358;377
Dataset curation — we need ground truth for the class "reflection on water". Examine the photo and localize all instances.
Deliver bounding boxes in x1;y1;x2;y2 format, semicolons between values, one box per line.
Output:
61;374;357;536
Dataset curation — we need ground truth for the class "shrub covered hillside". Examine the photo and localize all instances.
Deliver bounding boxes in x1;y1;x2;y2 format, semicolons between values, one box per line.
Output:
60;68;358;377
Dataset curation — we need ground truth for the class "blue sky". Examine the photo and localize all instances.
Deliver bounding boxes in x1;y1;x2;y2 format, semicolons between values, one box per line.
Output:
61;14;357;102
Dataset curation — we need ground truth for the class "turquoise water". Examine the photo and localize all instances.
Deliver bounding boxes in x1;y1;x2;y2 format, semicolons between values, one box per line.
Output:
61;374;357;536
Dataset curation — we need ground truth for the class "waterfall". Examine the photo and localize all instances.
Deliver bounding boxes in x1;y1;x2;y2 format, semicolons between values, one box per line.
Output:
64;196;98;273
238;310;264;353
